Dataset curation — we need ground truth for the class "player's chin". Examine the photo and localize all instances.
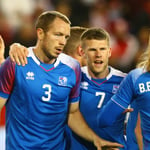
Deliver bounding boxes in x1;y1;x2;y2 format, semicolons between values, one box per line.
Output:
56;51;62;56
53;52;61;58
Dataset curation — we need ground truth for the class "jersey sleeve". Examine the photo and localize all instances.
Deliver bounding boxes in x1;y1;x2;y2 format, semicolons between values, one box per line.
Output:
69;63;81;103
97;71;135;127
0;57;15;99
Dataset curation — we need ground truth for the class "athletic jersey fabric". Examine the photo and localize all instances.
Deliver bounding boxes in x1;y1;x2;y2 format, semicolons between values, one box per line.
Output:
98;68;150;149
70;66;127;150
0;47;81;150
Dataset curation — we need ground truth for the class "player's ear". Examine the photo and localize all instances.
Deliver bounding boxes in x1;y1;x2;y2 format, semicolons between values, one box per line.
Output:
37;28;44;40
108;47;112;58
77;45;85;57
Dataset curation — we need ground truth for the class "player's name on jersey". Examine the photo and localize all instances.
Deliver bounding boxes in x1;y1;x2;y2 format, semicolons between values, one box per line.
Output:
139;82;150;93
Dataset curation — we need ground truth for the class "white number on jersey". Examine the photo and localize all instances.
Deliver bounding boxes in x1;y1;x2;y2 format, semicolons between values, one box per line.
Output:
42;84;52;101
96;92;105;108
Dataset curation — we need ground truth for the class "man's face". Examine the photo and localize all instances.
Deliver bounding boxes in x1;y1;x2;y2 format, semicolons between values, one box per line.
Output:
39;17;70;62
83;39;111;78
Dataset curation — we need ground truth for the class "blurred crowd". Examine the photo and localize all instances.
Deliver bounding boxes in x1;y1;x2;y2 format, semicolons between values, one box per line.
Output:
0;0;149;73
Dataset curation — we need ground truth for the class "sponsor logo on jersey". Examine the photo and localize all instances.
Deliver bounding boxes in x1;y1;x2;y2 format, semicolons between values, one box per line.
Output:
112;84;120;93
58;76;67;86
26;72;35;80
81;81;88;89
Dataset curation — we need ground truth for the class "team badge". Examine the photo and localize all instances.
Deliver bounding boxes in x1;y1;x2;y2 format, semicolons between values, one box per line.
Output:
58;76;67;86
112;84;120;93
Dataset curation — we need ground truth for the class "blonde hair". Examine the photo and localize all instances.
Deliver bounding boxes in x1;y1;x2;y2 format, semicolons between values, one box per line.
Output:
137;35;150;71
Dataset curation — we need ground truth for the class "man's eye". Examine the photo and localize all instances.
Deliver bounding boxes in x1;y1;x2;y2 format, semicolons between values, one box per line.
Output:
89;49;96;51
56;34;61;36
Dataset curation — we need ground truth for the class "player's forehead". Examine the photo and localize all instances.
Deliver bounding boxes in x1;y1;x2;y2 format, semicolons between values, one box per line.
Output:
48;18;70;35
82;39;108;49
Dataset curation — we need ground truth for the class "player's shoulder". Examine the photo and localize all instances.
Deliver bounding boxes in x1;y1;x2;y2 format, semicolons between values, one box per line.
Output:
1;56;15;68
129;68;143;75
58;53;80;69
127;68;145;81
108;66;127;78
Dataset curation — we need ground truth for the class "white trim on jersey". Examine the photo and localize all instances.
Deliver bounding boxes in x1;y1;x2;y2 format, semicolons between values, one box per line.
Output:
58;53;79;69
107;67;127;79
27;47;60;68
81;66;127;80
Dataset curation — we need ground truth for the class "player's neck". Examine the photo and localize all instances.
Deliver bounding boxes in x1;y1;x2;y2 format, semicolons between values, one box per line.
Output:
33;48;56;64
88;67;109;79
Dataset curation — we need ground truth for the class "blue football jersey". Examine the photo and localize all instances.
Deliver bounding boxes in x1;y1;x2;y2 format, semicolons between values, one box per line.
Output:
98;68;150;150
0;47;81;150
71;66;127;150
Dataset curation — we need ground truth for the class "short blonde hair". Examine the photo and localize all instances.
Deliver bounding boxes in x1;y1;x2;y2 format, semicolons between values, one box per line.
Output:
137;34;150;71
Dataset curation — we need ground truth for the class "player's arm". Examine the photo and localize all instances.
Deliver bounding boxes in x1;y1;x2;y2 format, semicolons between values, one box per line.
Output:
0;35;5;64
0;58;15;122
9;43;28;66
0;97;7;122
135;113;143;150
97;98;133;128
97;100;126;128
67;101;124;150
0;97;6;110
98;72;135;128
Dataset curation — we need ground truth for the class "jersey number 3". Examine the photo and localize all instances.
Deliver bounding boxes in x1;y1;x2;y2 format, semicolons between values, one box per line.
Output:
42;84;52;101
